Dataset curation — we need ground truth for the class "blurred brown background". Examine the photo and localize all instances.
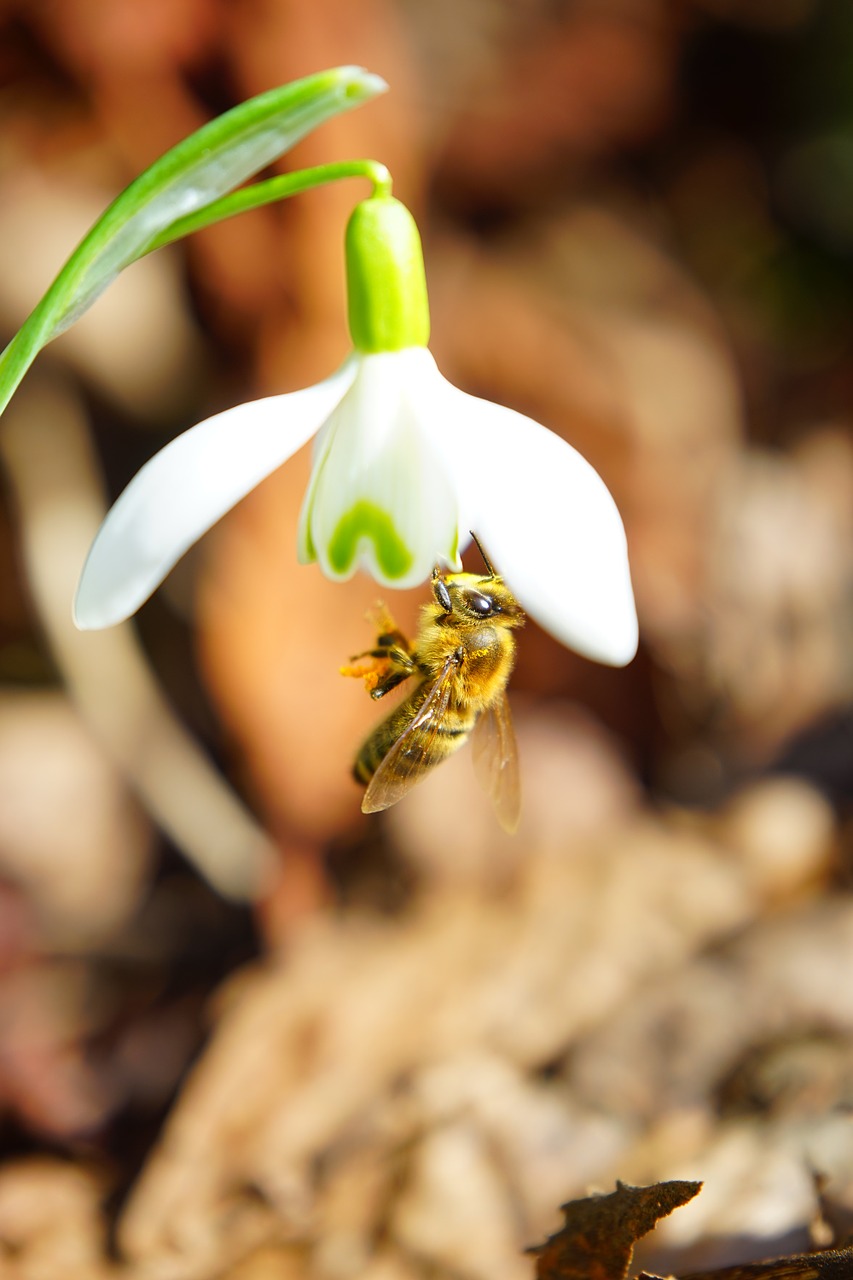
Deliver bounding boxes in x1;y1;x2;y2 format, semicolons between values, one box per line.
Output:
2;1;853;1277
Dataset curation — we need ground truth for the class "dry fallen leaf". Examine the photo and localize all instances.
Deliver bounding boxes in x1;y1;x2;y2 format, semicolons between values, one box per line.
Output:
666;1244;853;1279
529;1180;702;1280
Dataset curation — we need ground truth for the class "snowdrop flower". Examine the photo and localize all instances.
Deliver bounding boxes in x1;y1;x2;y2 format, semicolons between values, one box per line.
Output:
74;195;638;666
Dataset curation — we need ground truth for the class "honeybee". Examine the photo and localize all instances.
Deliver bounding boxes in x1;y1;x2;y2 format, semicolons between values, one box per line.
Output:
344;536;524;832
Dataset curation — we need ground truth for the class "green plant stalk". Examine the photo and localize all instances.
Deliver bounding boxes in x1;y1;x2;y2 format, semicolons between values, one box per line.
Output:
146;160;392;253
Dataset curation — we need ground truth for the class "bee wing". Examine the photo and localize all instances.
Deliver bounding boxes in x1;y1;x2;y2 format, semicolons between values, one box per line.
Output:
362;654;459;814
471;693;521;833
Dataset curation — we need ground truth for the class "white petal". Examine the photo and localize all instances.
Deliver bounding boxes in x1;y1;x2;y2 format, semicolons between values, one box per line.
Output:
300;349;461;588
443;385;638;666
74;358;357;628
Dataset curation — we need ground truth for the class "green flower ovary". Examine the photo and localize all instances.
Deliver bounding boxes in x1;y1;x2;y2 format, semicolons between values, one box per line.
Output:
345;196;430;354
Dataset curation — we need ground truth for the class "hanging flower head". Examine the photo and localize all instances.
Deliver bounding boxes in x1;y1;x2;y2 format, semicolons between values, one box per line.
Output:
74;191;638;667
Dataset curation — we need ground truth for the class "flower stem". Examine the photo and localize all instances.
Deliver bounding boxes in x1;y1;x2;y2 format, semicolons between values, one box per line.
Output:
144;160;393;254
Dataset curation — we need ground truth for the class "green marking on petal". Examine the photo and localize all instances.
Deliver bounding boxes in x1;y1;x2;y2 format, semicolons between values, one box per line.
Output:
328;501;414;578
302;520;317;562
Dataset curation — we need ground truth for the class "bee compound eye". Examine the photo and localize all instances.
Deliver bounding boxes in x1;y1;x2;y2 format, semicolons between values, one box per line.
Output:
467;591;495;616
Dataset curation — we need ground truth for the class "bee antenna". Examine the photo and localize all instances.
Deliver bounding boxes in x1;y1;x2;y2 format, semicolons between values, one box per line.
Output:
469;532;497;578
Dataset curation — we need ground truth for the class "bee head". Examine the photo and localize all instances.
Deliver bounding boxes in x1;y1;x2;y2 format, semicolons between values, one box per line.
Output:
463;532;523;625
433;567;524;627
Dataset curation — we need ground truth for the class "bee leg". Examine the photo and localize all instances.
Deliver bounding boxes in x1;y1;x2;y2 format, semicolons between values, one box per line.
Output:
341;645;414;696
344;603;420;698
369;649;417;700
351;624;414;666
368;625;411;654
351;644;405;661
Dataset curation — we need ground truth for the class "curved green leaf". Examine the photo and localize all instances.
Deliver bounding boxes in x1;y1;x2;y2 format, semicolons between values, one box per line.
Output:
0;65;386;417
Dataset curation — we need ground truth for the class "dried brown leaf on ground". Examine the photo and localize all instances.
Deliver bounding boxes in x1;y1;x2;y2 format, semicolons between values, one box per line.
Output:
532;1185;853;1280
530;1180;702;1280
670;1245;853;1279
113;802;758;1279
